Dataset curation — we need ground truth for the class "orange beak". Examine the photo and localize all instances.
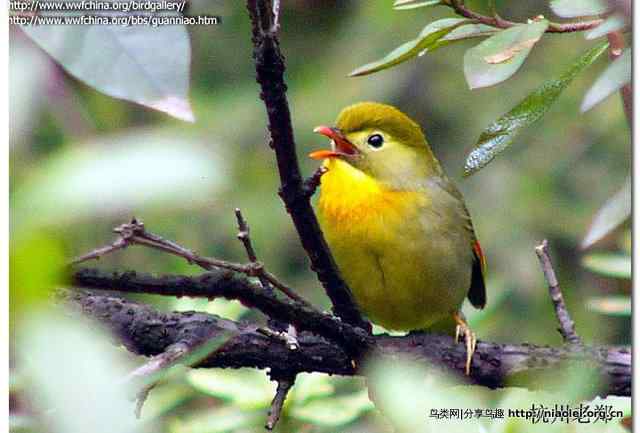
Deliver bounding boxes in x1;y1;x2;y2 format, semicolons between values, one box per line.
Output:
309;126;359;160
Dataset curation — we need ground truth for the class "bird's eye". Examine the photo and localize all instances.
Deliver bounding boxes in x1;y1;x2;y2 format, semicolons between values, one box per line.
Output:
367;134;384;149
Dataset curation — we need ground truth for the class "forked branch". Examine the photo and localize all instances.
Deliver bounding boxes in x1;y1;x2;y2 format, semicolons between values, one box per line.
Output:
535;240;582;345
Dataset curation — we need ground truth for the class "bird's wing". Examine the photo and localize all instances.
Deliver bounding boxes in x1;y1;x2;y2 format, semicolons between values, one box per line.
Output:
431;176;487;309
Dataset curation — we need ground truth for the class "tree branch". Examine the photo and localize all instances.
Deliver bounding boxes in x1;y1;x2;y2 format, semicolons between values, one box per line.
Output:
265;372;295;430
302;166;328;199
447;0;604;33
233;208;306;305
245;0;369;331
535;240;582;346
125;335;231;418
127;342;190;418
71;268;372;356
60;290;631;397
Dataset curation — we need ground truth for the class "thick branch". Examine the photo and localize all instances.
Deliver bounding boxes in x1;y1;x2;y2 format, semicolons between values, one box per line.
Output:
535;240;582;345
61;290;631;397
246;0;368;331
62;290;355;375
71;268;372;356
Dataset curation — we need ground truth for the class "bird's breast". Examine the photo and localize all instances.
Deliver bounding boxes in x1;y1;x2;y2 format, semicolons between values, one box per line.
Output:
316;159;427;241
315;159;471;330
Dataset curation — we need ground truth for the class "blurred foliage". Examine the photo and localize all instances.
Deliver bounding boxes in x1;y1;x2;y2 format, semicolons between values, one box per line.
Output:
582;252;630;279
581;48;631;112
581;176;630;249
366;356;630;433
10;0;630;432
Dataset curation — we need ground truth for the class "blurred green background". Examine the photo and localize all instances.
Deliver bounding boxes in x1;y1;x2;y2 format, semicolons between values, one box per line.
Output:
9;1;631;432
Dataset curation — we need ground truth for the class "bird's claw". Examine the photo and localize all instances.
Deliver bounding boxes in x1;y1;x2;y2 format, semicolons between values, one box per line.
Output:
453;312;476;375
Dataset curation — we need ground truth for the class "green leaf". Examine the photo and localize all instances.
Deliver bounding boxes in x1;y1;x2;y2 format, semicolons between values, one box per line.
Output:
430;23;497;50
585;14;625;40
289;389;374;427
187;369;276;410
349;18;470;77
581;48;631;112
393;0;441;10
551;0;608;18
582;253;631;279
464;42;608;175
587;296;631;316
463;19;549;89
20;14;194;122
582;177;630;248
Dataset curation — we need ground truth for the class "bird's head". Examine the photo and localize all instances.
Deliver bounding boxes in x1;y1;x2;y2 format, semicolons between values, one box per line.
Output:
310;102;441;189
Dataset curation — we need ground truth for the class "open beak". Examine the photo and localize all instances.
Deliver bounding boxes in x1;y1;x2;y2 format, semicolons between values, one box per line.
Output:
309;126;359;160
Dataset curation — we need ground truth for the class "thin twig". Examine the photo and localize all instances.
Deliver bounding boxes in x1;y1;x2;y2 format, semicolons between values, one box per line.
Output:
266;374;295;430
126;334;232;418
234;216;313;303
302;166;328;199
235;208;260;263
126;342;190;418
71;236;129;263
448;0;603;33
72;218;310;306
134;385;155;419
270;0;280;33
126;342;190;382
234;208;301;333
258;325;300;351
535;240;582;345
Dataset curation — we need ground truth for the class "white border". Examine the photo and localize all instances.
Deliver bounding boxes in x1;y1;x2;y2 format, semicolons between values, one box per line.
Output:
2;1;10;432
632;0;638;429
630;2;640;424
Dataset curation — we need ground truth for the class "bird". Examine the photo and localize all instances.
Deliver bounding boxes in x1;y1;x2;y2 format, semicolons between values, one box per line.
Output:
309;102;486;375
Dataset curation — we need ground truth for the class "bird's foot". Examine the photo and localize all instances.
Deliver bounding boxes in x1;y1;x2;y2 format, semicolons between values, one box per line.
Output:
453;311;476;375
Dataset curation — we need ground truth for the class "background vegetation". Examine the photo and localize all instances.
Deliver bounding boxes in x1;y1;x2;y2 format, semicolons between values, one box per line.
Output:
10;1;631;432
